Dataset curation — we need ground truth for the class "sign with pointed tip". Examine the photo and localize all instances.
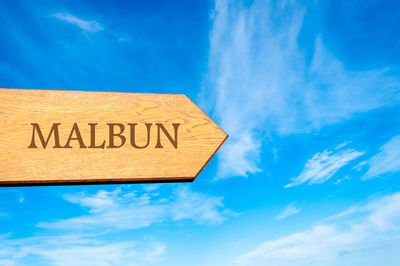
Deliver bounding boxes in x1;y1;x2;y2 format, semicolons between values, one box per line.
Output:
0;89;227;186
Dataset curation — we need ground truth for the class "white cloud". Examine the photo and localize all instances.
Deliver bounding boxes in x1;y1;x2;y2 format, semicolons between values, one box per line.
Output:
236;192;400;266
142;184;162;192
353;161;367;171
0;190;25;204
333;175;350;185
38;185;230;231
52;13;103;32
143;242;167;263
0;234;165;266
0;185;231;265
363;135;400;179
0;185;230;264
203;0;400;179
276;203;300;220
285;145;364;188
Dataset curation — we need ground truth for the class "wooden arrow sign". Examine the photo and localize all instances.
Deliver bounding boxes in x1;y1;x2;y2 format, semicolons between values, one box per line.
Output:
0;89;227;186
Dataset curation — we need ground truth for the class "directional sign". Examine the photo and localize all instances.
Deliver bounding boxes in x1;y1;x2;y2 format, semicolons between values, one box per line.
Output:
0;89;227;186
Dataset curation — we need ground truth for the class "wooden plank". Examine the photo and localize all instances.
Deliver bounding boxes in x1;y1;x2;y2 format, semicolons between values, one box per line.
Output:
0;88;227;186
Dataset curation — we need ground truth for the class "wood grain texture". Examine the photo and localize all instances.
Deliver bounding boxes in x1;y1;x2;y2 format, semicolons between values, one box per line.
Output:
0;88;227;186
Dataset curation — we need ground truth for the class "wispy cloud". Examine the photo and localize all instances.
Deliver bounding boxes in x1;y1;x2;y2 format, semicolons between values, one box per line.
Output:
203;0;400;179
0;190;25;204
52;12;104;32
333;175;350;185
276;203;300;220
144;242;168;263
0;185;232;265
353;161;367;171
285;144;364;188
236;191;400;265
0;234;165;266
363;135;400;179
38;185;231;231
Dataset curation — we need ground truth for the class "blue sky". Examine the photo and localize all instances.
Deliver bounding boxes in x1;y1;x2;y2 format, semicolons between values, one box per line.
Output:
1;0;400;265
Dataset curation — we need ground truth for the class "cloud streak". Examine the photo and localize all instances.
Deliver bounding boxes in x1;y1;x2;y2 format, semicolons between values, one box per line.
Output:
204;0;400;179
0;185;231;264
276;203;300;220
236;191;400;265
0;185;232;265
52;13;103;32
285;144;364;188
38;185;231;231
364;135;400;179
0;234;166;266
